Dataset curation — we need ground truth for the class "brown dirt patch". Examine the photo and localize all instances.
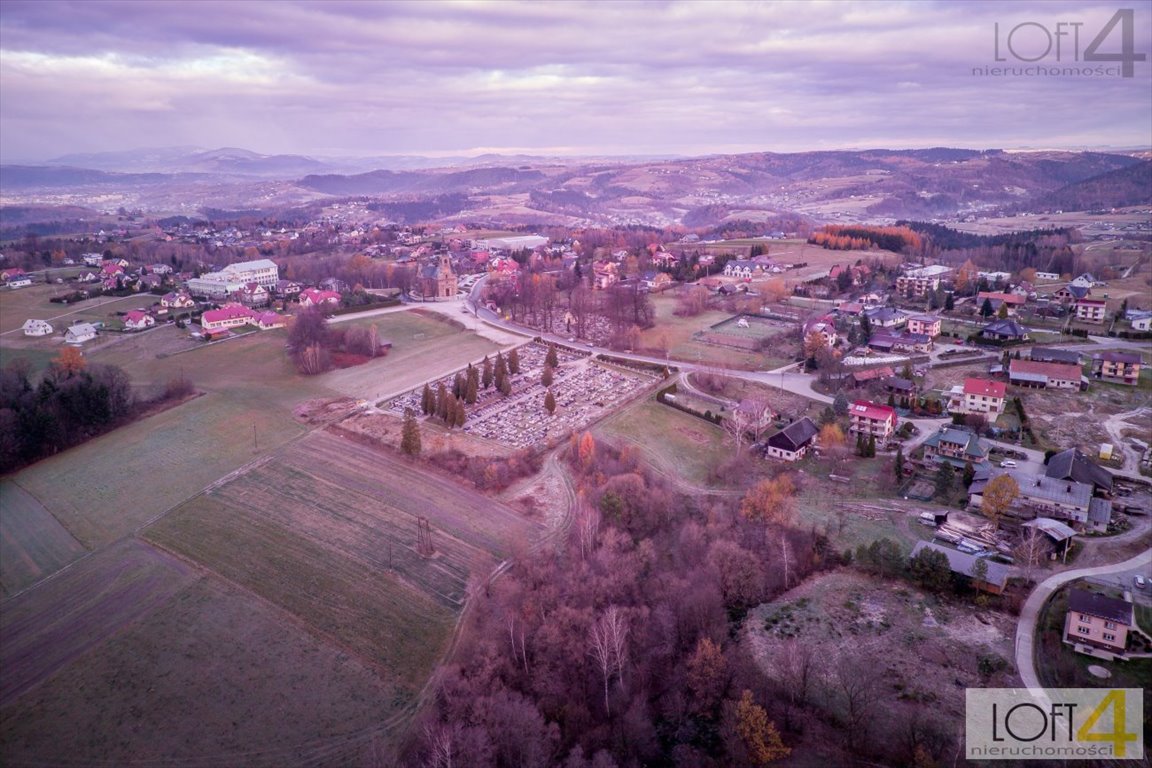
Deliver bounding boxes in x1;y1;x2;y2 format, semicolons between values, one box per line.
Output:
676;426;711;445
293;397;362;424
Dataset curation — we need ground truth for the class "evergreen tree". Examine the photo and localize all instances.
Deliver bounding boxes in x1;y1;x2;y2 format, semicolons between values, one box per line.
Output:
944;292;955;311
963;460;976;488
507;347;520;375
935;463;955;499
867;433;876;458
541;365;554;387
421;383;434;415
436;382;449;421
859;313;872;340
833;391;849;416
980;297;994;318
464;372;478;405
910;548;951;592
894;445;905;483
494;352;507;391
544;389;556;415
481;355;493;389
443;394;458;428
400;408;421;457
887;393;896;408
498;375;512;396
454;399;466;427
855;432;865;456
453;371;465;399
545;344;559;368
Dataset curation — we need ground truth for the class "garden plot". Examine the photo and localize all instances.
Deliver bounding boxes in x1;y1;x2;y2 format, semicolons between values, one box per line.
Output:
696;313;795;351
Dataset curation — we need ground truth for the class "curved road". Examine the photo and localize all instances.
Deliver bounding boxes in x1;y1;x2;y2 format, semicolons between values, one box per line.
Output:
1015;549;1152;691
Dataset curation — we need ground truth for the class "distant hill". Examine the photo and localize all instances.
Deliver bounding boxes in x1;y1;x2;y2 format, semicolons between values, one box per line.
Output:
9;146;1148;226
297;166;547;195
1025;160;1152;212
44;146;333;178
0;165;186;189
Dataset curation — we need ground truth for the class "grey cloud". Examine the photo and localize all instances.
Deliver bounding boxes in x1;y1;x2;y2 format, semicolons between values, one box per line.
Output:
1;0;1148;160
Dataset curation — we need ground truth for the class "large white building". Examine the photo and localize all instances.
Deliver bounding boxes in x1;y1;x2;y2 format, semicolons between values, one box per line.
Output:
186;259;279;300
471;235;549;252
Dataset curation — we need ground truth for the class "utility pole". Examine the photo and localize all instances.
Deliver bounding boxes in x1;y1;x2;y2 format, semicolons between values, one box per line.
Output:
253;423;258;452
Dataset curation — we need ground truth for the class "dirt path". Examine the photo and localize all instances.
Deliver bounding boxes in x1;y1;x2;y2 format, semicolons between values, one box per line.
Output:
1100;407;1152;472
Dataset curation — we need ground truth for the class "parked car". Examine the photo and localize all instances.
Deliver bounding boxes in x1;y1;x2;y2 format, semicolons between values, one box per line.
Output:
1000;460;1017;468
1135;575;1147;590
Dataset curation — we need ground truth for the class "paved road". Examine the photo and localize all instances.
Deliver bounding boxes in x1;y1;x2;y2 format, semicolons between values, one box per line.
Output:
1014;549;1152;692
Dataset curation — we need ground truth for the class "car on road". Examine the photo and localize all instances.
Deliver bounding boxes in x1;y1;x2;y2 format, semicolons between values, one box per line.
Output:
1135;575;1147;590
1000;460;1017;468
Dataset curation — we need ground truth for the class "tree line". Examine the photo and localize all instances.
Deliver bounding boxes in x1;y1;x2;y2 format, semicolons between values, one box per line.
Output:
0;349;189;473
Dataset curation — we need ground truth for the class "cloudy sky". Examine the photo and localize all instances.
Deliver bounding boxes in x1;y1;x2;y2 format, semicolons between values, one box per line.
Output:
1;0;1149;161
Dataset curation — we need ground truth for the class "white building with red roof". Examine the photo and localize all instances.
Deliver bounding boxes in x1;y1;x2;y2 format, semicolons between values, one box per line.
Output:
948;377;1007;416
123;310;155;331
298;288;341;308
201;304;257;331
803;314;839;347
255;311;287;330
161;290;196;309
848;400;898;439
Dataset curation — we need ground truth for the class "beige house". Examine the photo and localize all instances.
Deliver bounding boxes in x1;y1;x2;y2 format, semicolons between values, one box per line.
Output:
1094;351;1141;386
1064;588;1133;655
1075;298;1108;324
906;315;941;337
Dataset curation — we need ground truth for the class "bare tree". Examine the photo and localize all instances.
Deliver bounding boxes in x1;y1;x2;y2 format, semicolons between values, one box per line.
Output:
833;650;884;749
774;639;816;709
1013;525;1046;581
724;406;754;457
573;499;600;561
739;397;775;444
423;721;464;768
588;605;629;715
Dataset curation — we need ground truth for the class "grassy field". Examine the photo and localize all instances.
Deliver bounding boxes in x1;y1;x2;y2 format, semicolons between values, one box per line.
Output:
0;481;87;597
326;311;503;402
13;392;307;550
144;429;540;689
792;457;937;553
0;564;405;768
0;308;544;767
0;284;147;336
595;396;730;487
0;538;198;709
145;491;458;682
636;295;795;371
